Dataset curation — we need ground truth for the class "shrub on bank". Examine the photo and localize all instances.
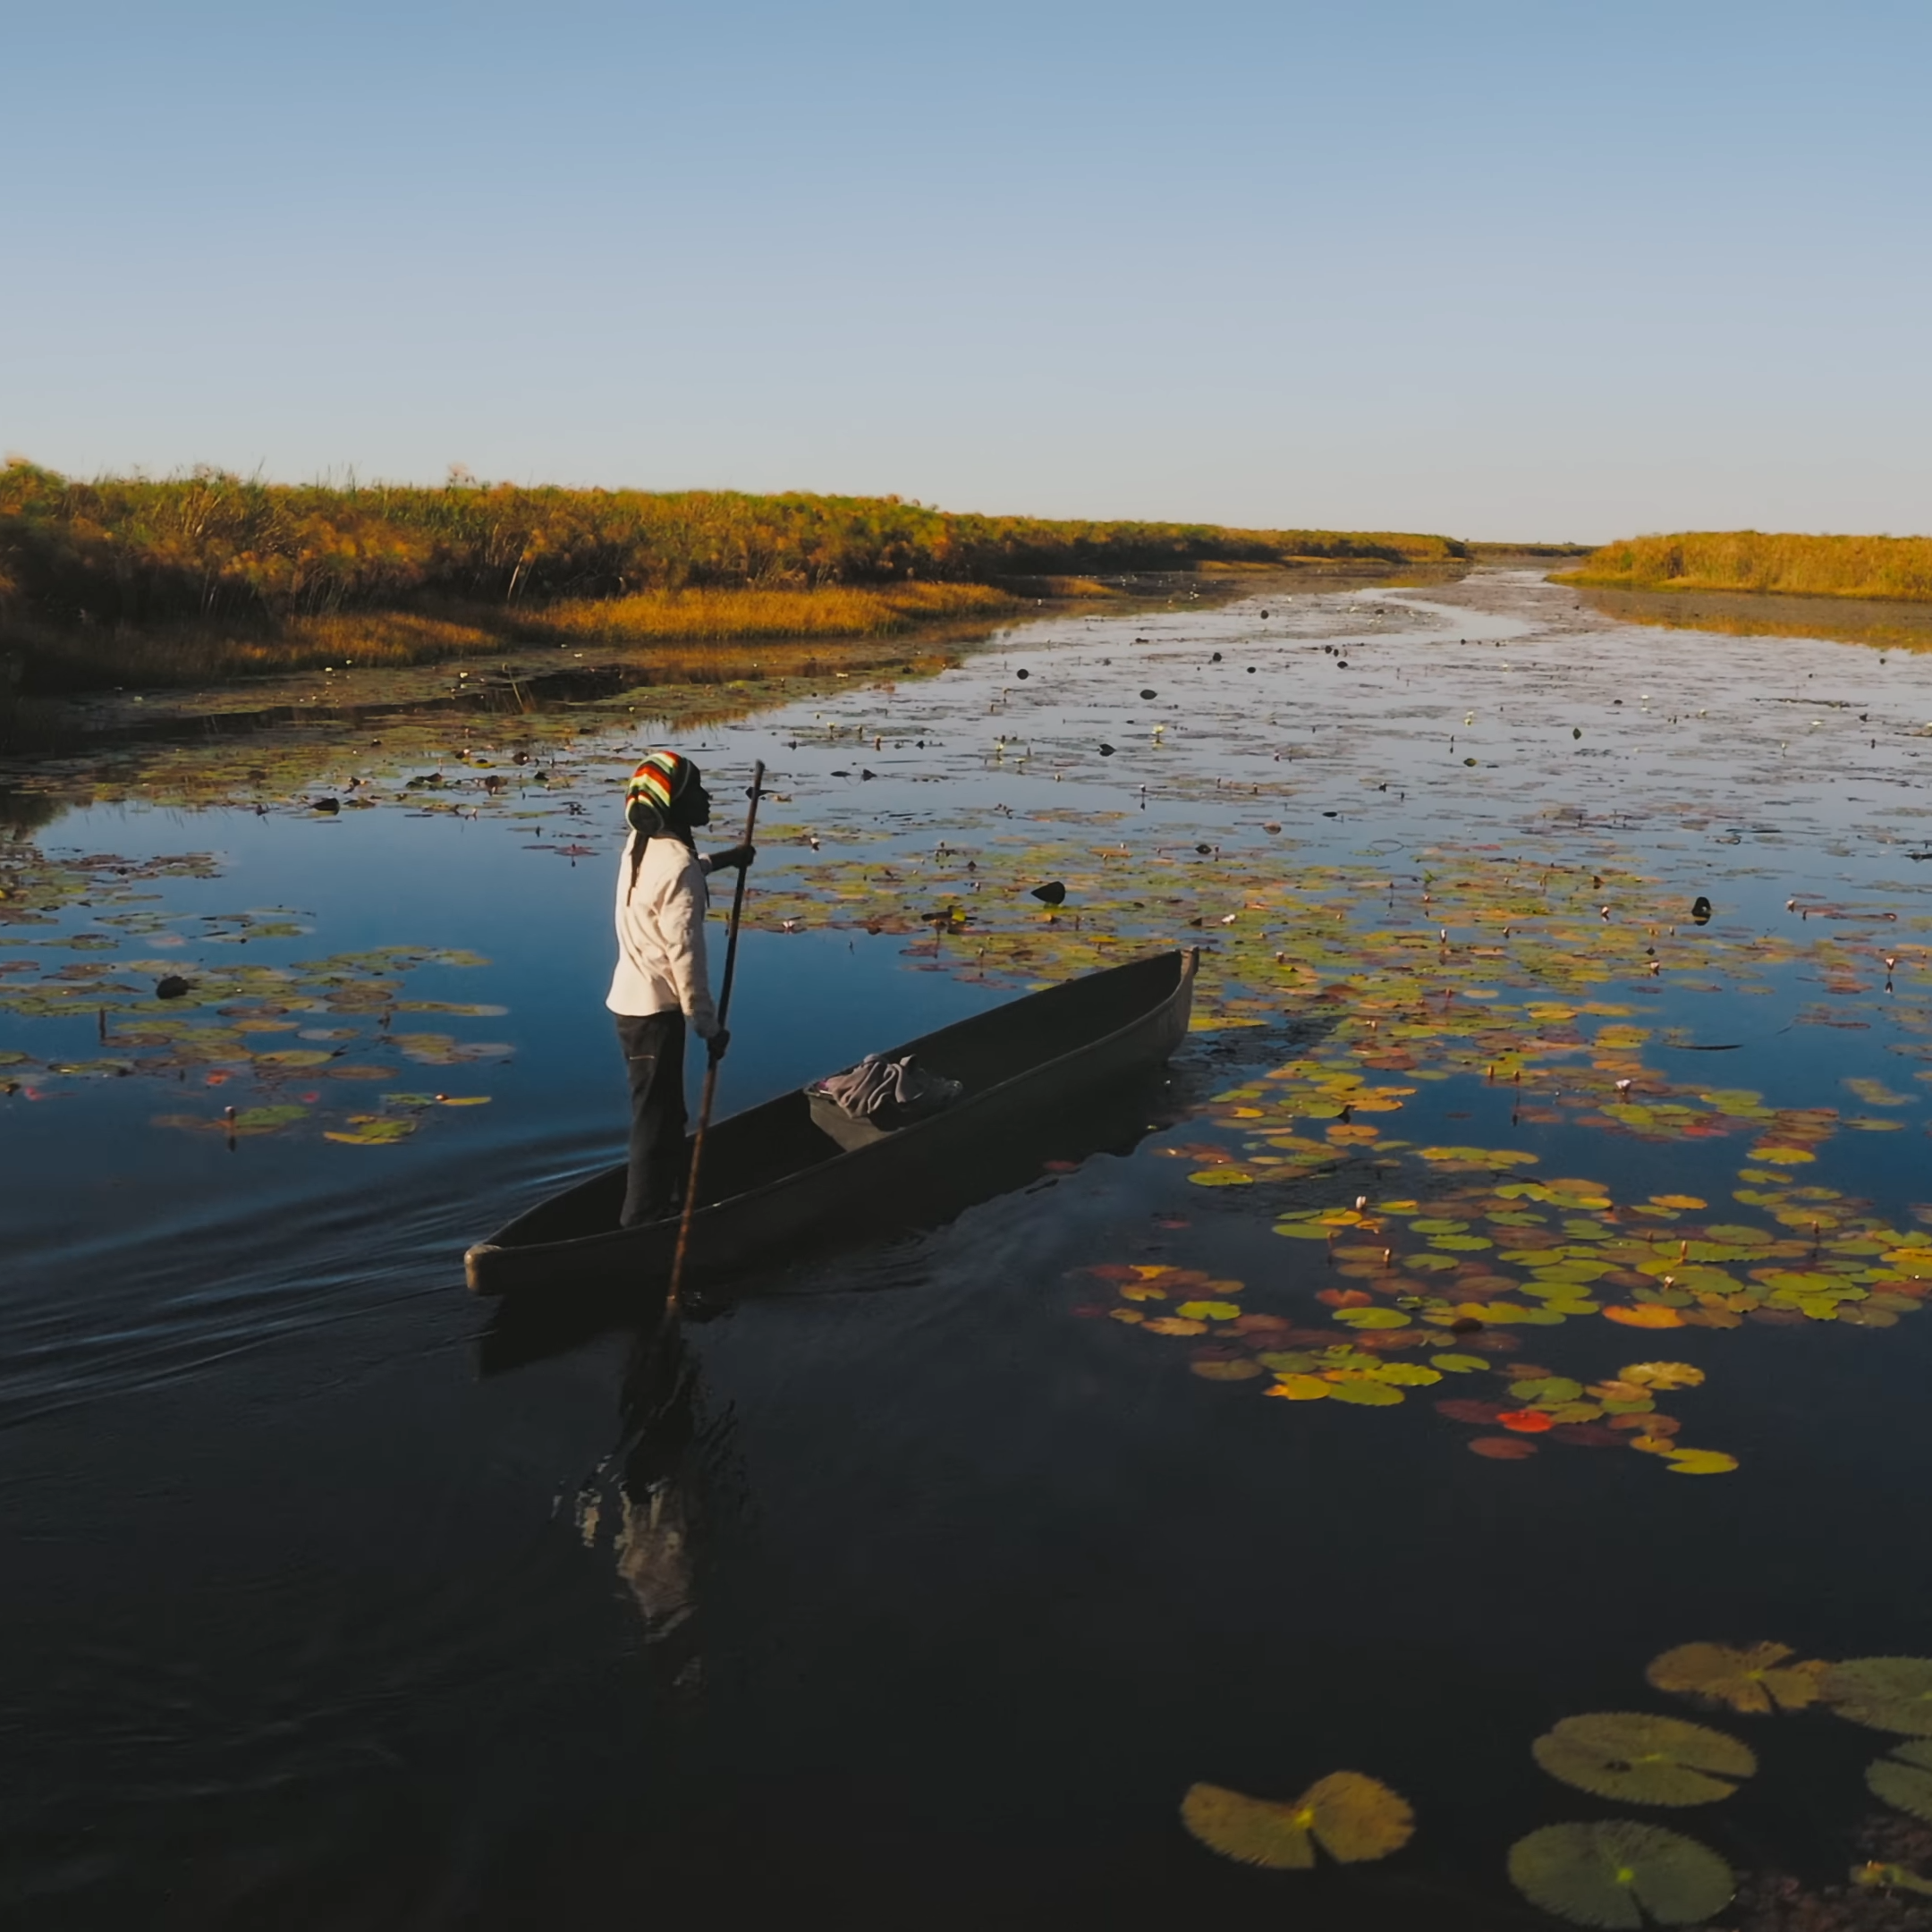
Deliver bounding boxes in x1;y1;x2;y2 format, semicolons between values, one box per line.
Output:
0;461;1463;628
1558;530;1932;602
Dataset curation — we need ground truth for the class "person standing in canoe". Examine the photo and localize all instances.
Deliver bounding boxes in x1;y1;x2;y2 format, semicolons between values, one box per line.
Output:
609;750;754;1226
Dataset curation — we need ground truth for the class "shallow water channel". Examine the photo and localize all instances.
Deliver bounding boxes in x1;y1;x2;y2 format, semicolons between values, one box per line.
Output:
5;568;1932;1928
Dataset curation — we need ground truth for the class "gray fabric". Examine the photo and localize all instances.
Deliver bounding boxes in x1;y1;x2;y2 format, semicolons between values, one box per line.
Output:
615;1010;687;1226
809;1053;962;1131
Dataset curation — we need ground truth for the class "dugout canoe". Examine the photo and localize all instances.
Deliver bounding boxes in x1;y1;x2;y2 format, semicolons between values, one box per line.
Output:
464;946;1198;1298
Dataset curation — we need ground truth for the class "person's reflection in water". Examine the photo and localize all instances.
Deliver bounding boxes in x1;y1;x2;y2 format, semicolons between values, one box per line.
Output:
610;1328;704;1657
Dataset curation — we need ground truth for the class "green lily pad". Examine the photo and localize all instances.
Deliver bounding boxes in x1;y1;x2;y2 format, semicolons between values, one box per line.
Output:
1867;1740;1932;1822
1508;1820;1733;1928
1511;1377;1584;1403
1326;1377;1406;1406
323;1115;419;1146
1826;1658;1932;1735
1368;1362;1442;1386
1531;1713;1756;1806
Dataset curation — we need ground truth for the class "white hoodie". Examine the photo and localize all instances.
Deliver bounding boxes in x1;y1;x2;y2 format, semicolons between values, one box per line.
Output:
606;834;719;1037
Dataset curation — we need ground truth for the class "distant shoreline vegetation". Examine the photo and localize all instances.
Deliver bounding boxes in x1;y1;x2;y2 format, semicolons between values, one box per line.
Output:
1556;530;1932;603
0;462;1465;691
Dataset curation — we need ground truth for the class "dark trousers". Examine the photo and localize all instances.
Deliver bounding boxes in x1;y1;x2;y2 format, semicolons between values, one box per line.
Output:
615;1011;689;1227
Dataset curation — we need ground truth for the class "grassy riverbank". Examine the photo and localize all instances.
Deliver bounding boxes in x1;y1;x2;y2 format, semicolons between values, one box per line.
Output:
0;461;1466;691
4;581;1018;690
1557;530;1932;601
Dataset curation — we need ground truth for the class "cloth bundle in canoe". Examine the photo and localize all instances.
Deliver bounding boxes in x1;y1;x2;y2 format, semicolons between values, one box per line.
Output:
807;1053;963;1131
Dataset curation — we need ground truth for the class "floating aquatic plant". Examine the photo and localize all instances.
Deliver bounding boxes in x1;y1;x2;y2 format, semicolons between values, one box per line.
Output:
1531;1712;1757;1807
1179;1772;1413;1868
1868;1741;1932;1824
1646;1643;1827;1716
1850;1857;1932;1899
1508;1820;1733;1928
0;843;509;1142
1828;1661;1932;1737
1080;1244;1746;1475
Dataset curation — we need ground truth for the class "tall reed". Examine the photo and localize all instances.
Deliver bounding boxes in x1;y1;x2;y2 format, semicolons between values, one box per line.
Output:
1557;531;1932;602
0;460;1464;630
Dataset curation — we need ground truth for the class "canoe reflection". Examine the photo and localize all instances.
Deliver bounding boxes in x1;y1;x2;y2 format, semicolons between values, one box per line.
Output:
477;1061;1190;1658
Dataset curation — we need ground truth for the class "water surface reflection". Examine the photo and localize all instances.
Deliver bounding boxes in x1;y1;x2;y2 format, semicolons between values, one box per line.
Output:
7;566;1932;1926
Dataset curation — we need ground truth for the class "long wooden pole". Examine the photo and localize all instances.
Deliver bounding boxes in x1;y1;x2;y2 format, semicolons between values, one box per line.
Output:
665;759;764;1318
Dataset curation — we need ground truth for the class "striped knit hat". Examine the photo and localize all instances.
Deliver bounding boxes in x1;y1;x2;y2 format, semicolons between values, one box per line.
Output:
625;750;699;830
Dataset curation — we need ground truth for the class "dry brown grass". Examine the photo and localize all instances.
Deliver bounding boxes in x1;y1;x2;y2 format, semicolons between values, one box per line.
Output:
0;583;1019;690
518;580;1012;644
1;609;502;686
0;457;1469;691
0;460;1466;628
1558;530;1932;602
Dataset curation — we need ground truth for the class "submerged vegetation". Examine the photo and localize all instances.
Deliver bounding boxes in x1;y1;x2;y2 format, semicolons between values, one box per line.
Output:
0;459;1463;691
1559;532;1932;603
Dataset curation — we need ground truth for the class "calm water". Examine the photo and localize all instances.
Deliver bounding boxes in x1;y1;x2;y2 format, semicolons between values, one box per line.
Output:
5;569;1932;1928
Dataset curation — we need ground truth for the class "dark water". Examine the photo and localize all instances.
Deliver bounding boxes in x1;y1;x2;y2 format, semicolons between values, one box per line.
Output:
5;570;1932;1928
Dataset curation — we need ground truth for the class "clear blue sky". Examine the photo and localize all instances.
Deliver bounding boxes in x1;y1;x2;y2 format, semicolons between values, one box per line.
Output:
4;0;1927;541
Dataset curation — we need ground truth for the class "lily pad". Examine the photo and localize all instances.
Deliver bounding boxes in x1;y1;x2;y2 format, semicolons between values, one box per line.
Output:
1179;1772;1414;1869
1267;1374;1333;1401
1605;1306;1686;1330
1326;1377;1406;1406
322;1115;419;1146
1646;1643;1826;1715
1368;1361;1442;1386
1507;1820;1734;1928
1866;1739;1932;1822
1191;1359;1263;1382
1530;1713;1756;1806
1824;1657;1932;1735
1620;1362;1706;1391
1852;1860;1932;1898
1512;1376;1585;1403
